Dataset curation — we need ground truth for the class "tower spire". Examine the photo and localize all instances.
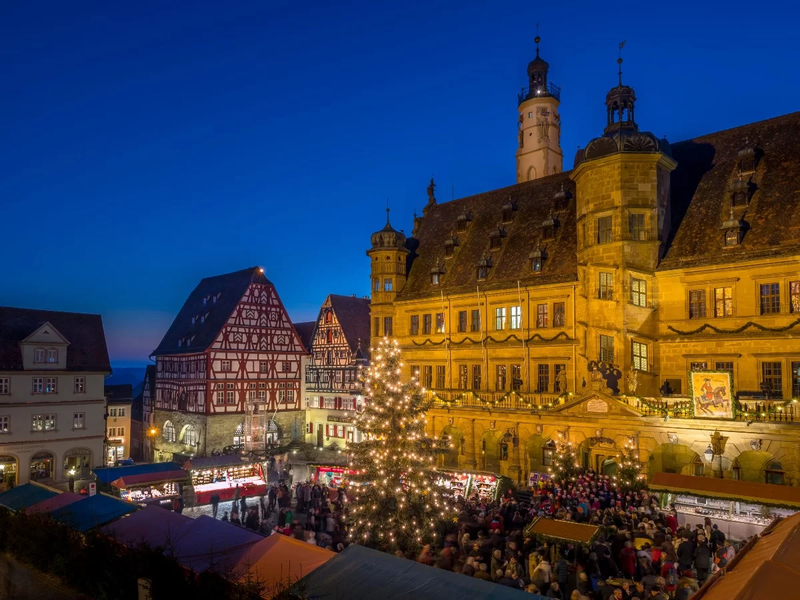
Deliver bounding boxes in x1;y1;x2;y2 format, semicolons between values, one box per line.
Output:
618;40;626;86
535;23;541;57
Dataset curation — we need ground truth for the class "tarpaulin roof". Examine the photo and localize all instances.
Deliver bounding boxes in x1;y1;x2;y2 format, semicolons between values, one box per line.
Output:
524;517;600;544
232;534;334;596
0;483;57;511
695;513;800;600
169;515;262;573
101;504;194;548
26;491;85;514
110;469;188;489
93;462;180;485
182;455;246;470
50;493;137;532
649;472;800;508
297;544;539;599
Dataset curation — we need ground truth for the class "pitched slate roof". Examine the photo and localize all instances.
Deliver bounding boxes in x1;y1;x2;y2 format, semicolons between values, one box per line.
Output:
151;267;272;356
398;173;577;300
660;111;800;269
0;306;111;372
105;384;133;404
293;321;316;353
329;294;371;357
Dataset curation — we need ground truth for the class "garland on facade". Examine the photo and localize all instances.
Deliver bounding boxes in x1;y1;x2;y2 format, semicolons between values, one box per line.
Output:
668;318;800;337
411;331;572;346
613;441;646;494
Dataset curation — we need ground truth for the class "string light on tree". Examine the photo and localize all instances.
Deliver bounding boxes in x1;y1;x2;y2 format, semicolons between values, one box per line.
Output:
612;438;646;493
547;432;581;483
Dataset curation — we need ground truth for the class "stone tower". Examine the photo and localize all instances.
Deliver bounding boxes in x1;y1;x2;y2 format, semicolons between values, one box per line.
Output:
570;57;676;396
367;208;408;345
516;37;563;183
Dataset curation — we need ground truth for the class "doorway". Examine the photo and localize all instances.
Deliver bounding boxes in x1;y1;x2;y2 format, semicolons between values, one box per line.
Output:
317;426;324;447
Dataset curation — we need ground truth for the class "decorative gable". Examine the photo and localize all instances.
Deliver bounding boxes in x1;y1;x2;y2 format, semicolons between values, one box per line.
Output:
551;393;643;417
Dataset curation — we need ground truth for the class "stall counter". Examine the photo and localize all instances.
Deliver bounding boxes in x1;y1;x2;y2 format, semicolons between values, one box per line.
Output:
193;476;266;505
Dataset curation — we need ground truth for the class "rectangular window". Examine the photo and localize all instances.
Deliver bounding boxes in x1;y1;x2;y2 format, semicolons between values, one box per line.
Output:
119;408;125;417
496;365;507;390
553;302;565;327
494;307;506;330
423;365;433;388
373;278;380;291
630;277;647;307
690;362;709;371
537;364;550;392
459;365;468;390
510;306;521;330
511;364;522;391
108;427;115;438
597;216;613;244
632;342;648;371
0;378;8;394
410;315;420;335
383;317;393;336
536;303;548;328
34;348;45;363
221;360;232;371
32;378;43;394
0;416;8;434
629;213;646;241
689;290;707;318
791;281;800;313
47;348;58;363
472;365;482;390
32;414;43;431
45;378;57;394
792;361;800;398
216;389;225;404
410;365;420;381
384;279;393;292
471;309;481;332
760;283;781;314
435;312;445;333
600;335;614;363
323;396;336;409
373;317;380;336
226;391;235;404
714;287;733;317
118;426;124;437
554;364;566;392
762;362;783;395
436;365;446;389
260;361;267;373
110;408;117;417
282;361;291;372
423;314;432;334
715;362;734;374
599;272;614;300
457;311;467;333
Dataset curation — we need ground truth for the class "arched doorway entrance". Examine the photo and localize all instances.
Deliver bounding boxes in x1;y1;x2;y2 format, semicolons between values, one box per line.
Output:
480;430;500;472
63;448;92;479
439;425;463;468
648;443;702;478
736;450;781;483
30;451;55;481
601;457;618;477
0;455;18;490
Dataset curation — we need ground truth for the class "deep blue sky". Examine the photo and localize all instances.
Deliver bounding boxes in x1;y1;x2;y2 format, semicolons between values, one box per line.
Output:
1;1;798;366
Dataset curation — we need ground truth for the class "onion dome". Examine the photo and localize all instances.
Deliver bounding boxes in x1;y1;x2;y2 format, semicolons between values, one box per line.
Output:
370;208;407;250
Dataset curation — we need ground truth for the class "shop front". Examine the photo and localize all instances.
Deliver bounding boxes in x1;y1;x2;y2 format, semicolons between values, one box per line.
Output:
183;456;266;505
111;469;189;507
64;448;92;479
29;451;55;481
107;439;125;466
309;465;357;487
650;472;800;540
0;456;18;491
437;470;511;502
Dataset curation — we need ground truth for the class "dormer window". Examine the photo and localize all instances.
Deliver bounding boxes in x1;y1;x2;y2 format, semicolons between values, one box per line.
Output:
431;272;441;285
476;256;493;280
721;209;743;247
430;262;445;285
725;230;740;247
202;297;208;306
443;236;460;258
456;211;473;233
541;212;559;241
737;142;757;175
553;185;572;212
731;177;750;207
489;227;506;250
501;199;518;223
529;247;547;273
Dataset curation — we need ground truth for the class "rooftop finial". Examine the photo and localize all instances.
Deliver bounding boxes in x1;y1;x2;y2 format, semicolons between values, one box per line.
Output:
618;40;626;86
386;198;390;225
535;23;541;57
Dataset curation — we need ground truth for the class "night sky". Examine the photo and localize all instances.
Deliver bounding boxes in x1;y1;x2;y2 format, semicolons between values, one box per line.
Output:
2;1;798;366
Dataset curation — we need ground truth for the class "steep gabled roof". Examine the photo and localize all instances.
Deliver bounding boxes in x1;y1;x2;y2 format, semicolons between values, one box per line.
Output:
151;267;271;356
328;295;371;357
661;111;800;269
105;384;133;404
398;173;577;301
293;321;316;353
0;306;111;372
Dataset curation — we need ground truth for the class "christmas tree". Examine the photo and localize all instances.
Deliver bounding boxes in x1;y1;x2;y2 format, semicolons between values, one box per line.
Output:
546;433;581;483
614;441;646;493
347;338;454;555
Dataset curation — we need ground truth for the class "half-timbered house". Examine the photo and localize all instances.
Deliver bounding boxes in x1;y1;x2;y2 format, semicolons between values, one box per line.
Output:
151;267;307;461
304;294;370;448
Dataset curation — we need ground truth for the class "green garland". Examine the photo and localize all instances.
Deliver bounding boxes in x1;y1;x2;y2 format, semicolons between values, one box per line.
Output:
668;318;800;336
652;487;800;511
412;331;572;346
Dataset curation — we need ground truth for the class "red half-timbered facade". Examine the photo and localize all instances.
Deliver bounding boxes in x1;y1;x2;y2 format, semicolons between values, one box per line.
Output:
151;267;307;460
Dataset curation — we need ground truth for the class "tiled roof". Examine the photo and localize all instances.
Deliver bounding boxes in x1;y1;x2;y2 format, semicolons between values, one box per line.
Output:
398;173;577;300
328;295;371;358
661;111;800;269
293;321;316;353
151;267;271;356
105;384;133;404
0;306;111;372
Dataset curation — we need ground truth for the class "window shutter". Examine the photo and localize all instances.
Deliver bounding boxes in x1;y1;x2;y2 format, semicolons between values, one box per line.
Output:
326;424;330;438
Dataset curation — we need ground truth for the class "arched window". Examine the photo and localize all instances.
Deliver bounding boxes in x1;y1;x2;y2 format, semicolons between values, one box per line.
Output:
183;425;198;447
693;456;704;477
163;421;176;443
732;459;741;480
766;461;784;485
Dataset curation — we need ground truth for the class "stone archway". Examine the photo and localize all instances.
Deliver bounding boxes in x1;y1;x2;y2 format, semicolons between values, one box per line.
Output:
648;443;702;477
63;448;92;479
29;451;55;481
736;450;778;483
439;425;463;469
0;454;19;490
526;434;551;475
480;430;500;472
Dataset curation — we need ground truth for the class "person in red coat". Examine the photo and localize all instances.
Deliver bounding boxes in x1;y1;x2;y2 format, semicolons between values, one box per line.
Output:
666;511;678;534
619;541;637;578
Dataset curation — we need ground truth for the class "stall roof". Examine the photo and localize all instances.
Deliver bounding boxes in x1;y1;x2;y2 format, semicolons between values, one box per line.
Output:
101;504;194;548
694;513;800;600
93;462;180;485
0;483;57;511
110;469;189;489
50;493;138;532
649;472;800;508
296;544;538;599
232;534;334;596
169;515;262;573
524;517;600;544
26;491;85;514
182;455;246;470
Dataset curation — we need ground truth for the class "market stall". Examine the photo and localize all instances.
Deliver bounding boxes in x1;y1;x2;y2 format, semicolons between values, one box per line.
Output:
523;517;600;549
110;469;189;507
436;470;511;502
649;472;800;540
436;471;471;500
183;455;266;505
309;464;357;487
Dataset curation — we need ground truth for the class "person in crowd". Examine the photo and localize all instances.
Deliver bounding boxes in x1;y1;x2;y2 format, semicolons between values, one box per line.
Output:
210;492;221;518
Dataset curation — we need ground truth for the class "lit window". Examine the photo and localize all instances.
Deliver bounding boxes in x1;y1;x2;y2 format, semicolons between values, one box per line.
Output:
690;362;708;371
0;416;9;433
183;425;198;446
532;257;542;272
629;213;646;241
791;281;800;313
600;335;614;363
536;303;548;328
431;272;440;285
46;348;58;363
458;365;468;389
599;273;614;300
163;421;176;443
435;313;445;334
510;306;521;330
494;307;506;330
511;365;521;391
632;341;648;371
714;287;733;317
630;277;647;307
725;229;739;246
0;378;9;394
597;216;613;244
553;302;565;327
384;279;393;292
45;378;57;394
